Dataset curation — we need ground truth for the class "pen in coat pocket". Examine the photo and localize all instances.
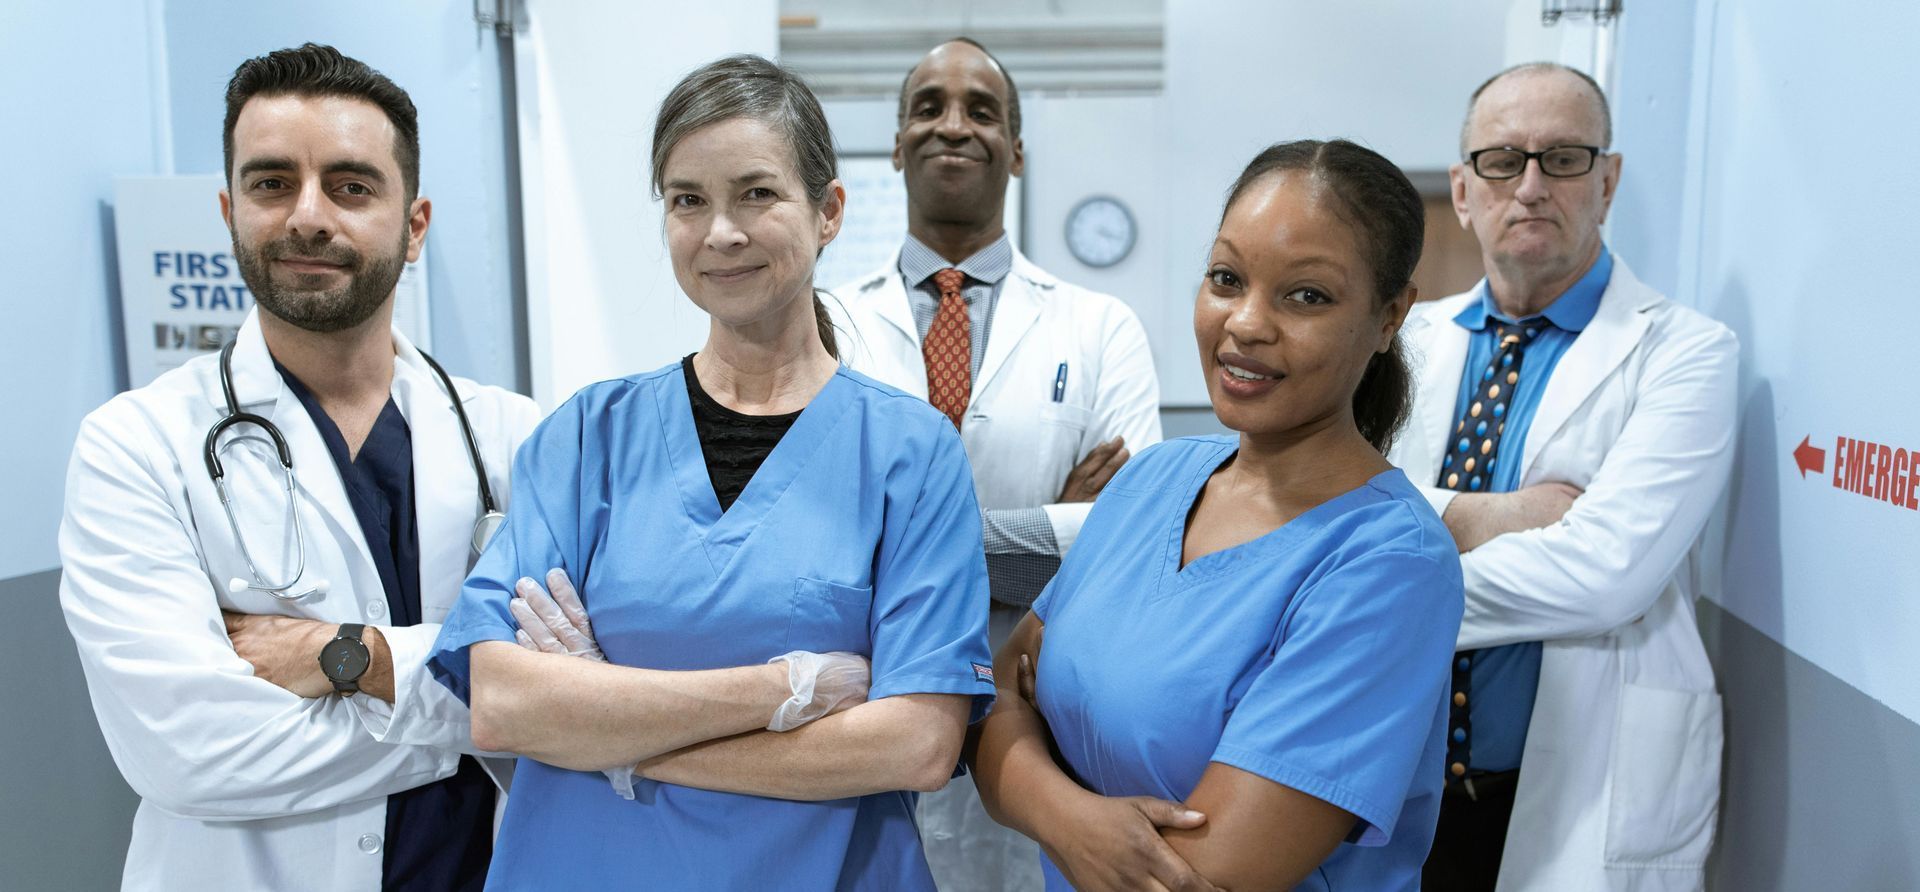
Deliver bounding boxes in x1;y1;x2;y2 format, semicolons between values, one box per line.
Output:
1052;362;1068;402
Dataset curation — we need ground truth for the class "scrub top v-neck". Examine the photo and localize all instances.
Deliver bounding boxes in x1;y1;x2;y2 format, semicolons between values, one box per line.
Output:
429;360;996;891
1031;436;1464;891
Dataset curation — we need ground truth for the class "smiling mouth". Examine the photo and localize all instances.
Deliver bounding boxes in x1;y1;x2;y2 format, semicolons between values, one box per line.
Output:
703;265;765;282
276;258;348;274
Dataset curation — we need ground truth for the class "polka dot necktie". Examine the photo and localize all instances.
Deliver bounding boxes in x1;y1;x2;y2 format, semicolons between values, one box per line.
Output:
922;268;972;430
1438;316;1549;783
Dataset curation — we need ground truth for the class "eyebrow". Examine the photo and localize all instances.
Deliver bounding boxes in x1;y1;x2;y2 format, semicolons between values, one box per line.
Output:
235;157;389;184
1213;237;1349;272
664;169;778;193
908;85;1004;109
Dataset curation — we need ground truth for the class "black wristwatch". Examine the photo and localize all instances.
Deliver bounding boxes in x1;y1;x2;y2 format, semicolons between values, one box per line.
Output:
319;623;371;697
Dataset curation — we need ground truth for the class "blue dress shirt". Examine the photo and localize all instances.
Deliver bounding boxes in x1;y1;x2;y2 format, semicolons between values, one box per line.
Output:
1448;248;1612;773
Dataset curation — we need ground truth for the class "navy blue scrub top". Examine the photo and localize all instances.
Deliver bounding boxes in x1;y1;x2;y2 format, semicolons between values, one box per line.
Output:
279;364;494;892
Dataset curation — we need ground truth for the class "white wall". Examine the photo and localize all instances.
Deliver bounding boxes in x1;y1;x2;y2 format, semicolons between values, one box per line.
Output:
1652;1;1920;724
1154;0;1513;404
518;0;779;408
162;0;522;392
0;0;168;579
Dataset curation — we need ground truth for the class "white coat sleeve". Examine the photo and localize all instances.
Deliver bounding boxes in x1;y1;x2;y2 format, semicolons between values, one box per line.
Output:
1455;322;1739;651
1041;299;1163;551
344;393;543;751
58;407;455;821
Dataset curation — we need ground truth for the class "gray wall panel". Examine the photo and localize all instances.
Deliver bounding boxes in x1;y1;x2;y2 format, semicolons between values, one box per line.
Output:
0;569;137;890
1700;600;1920;891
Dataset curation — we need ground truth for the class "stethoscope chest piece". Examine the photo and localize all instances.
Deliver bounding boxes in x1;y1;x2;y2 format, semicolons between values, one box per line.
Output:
473;511;507;555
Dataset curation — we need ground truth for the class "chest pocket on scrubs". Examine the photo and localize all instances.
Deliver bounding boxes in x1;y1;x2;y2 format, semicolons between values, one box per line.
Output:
787;577;873;654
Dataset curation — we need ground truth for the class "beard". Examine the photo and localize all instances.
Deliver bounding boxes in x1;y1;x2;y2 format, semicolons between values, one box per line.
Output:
234;226;409;334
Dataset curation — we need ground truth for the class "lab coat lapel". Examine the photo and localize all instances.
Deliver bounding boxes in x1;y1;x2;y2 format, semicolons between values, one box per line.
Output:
1518;258;1654;482
391;334;474;617
868;260;920;350
838;260;928;399
1405;296;1473;484
224;313;380;593
974;251;1045;403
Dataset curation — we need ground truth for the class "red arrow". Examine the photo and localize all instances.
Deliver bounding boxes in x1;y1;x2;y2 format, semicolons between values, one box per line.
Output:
1793;435;1826;478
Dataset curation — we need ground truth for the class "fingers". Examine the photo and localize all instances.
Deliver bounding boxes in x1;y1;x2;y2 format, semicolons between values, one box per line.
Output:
1018;652;1038;704
545;568;594;637
1133;797;1208;830
221;610;244;635
514;630;537;651
509;595;567;654
1079;437;1124;471
1082;444;1131;494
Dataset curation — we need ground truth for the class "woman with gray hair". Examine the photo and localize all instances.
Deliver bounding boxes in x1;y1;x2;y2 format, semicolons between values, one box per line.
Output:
428;54;995;888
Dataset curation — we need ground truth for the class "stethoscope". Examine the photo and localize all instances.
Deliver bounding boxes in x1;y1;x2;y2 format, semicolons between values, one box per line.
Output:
203;339;506;601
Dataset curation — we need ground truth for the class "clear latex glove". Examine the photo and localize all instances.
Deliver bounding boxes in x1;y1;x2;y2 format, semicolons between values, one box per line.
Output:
767;651;871;732
509;569;636;798
510;569;603;660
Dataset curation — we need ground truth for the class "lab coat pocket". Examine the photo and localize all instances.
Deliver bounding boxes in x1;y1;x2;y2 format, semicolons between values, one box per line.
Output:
1038;402;1095;479
1603;683;1723;868
787;577;874;655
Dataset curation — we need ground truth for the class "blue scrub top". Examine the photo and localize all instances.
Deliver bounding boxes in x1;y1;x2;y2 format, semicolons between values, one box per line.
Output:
428;362;995;891
1032;437;1464;891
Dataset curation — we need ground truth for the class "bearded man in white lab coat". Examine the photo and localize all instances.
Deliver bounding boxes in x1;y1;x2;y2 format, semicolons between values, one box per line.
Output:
1395;62;1735;892
828;38;1163;892
59;44;538;891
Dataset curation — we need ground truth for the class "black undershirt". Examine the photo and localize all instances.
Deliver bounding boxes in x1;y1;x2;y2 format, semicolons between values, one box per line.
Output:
682;354;801;510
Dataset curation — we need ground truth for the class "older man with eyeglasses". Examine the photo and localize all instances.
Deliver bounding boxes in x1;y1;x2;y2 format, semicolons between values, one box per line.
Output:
1387;62;1738;892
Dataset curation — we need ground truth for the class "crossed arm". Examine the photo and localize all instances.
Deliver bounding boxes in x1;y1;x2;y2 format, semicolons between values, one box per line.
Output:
480;571;969;800
970;614;1352;892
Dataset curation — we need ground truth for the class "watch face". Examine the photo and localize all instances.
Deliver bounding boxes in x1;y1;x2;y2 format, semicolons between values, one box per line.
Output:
321;638;370;682
1065;196;1136;268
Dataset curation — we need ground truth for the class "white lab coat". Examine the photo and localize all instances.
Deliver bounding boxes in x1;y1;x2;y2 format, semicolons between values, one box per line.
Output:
1389;259;1736;892
828;248;1163;552
59;312;541;891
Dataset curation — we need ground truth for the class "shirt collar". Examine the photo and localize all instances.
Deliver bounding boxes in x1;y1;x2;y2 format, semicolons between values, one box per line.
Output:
897;232;1014;297
1454;246;1613;333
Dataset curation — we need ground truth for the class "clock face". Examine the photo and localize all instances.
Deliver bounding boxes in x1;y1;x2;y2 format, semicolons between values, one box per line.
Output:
321;639;370;681
1065;196;1136;268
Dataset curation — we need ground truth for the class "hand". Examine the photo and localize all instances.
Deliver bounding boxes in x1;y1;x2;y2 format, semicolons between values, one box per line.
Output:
1058;437;1130;503
223;611;334;698
1039;791;1216;892
510;569;603;661
1441;481;1584;552
767;651;871;731
508;569;638;798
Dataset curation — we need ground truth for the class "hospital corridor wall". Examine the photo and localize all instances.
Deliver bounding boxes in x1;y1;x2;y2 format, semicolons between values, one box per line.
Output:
1608;1;1920;887
7;1;1920;889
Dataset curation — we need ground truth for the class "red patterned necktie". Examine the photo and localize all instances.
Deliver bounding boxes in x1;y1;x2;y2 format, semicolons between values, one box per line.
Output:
923;268;972;430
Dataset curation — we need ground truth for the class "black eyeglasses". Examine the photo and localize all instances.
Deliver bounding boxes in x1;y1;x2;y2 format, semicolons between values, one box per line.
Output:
1466;145;1605;180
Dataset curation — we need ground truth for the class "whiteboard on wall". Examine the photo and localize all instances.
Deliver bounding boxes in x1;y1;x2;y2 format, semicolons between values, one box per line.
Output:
112;175;431;388
815;154;1023;291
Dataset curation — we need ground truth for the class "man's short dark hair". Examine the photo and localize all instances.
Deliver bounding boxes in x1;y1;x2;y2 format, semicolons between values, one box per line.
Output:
223;43;421;200
896;37;1022;140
